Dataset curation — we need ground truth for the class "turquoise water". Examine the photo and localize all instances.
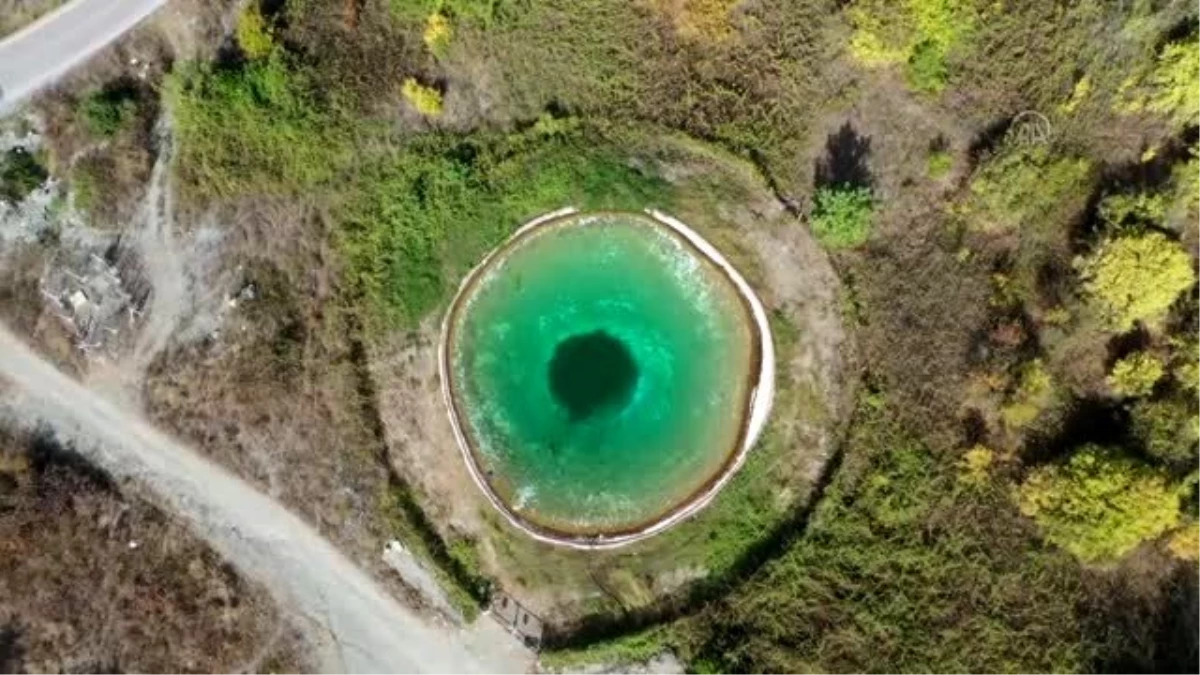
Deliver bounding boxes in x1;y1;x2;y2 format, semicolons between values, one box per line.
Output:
447;212;756;537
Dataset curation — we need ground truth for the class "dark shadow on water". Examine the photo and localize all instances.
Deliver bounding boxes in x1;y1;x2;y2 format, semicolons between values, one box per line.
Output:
549;331;638;421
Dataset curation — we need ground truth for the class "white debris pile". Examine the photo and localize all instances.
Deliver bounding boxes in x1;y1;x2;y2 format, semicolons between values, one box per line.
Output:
39;242;150;359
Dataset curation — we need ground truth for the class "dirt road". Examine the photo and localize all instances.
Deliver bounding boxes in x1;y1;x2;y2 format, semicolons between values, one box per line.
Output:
0;325;529;673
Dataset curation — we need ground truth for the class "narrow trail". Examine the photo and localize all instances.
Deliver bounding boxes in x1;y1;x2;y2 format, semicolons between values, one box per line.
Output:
0;326;525;673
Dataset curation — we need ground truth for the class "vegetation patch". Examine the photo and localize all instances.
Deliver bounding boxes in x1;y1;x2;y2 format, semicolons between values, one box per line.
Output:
1017;445;1183;564
166;55;354;200
0;147;48;205
337;126;671;328
809;185;873;249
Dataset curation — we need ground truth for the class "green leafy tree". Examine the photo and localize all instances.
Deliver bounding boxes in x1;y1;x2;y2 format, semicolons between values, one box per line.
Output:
963;146;1091;233
1078;232;1195;330
1147;39;1199;125
1017;445;1182;563
1131;398;1199;469
810;185;873;249
1107;352;1164;397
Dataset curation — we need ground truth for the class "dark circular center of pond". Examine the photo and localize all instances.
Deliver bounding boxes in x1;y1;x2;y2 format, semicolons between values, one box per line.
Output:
548;330;639;421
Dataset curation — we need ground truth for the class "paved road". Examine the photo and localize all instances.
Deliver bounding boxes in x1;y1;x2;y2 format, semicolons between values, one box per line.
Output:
0;0;166;111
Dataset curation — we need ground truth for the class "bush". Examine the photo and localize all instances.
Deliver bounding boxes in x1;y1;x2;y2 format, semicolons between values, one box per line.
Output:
0;148;48;205
1149;38;1200;124
847;0;976;93
1107;352;1164;398
1168;521;1199;561
810;185;873;248
957;444;994;487
963;145;1091;233
423;11;452;56
1000;358;1054;429
1078;232;1195;331
1098;190;1167;229
1130;399;1199;469
79;88;137;138
1017;445;1182;563
927;148;952;178
236;3;275;60
166;55;352;199
402;78;444;117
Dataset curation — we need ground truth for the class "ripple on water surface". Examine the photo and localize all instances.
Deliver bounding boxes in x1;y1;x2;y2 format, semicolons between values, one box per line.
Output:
447;212;758;538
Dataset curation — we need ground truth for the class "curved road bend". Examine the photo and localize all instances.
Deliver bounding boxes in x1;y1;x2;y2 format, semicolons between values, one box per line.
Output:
0;0;167;111
0;326;523;673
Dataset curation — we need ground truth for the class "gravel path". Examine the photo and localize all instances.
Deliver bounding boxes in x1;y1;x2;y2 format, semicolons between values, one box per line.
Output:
0;325;530;673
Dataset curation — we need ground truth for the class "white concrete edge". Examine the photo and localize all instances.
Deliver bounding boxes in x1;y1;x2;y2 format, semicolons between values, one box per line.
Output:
437;208;776;550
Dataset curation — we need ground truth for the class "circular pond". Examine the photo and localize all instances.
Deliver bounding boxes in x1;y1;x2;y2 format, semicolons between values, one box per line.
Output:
441;209;773;548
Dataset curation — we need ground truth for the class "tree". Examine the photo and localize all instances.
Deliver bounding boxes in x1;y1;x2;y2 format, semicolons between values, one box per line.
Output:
1147;38;1200;126
1130;398;1199;469
810;185;873;248
1107;352;1164;397
1078;233;1195;331
1017;445;1182;563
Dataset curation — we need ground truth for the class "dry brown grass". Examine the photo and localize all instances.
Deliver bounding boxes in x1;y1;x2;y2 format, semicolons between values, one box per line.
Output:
0;426;311;673
0;0;64;38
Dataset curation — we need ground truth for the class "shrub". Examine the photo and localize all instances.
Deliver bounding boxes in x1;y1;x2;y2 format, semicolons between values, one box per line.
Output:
236;3;275;60
1107;352;1164;398
957;445;994;487
1098;190;1167;229
847;0;976;93
79;88;137;138
1078;232;1195;331
810;185;873;248
1130;399;1199;469
1168;522;1199;561
1150;39;1200;124
927;148;952;178
1017;445;1182;563
1000;359;1054;429
402;78;444;117
963;145;1091;233
423;12;452;56
166;55;351;199
0;148;48;205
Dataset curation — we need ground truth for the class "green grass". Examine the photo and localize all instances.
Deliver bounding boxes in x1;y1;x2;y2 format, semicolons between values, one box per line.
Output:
382;481;491;620
678;401;1091;672
166;54;355;200
337;125;673;329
